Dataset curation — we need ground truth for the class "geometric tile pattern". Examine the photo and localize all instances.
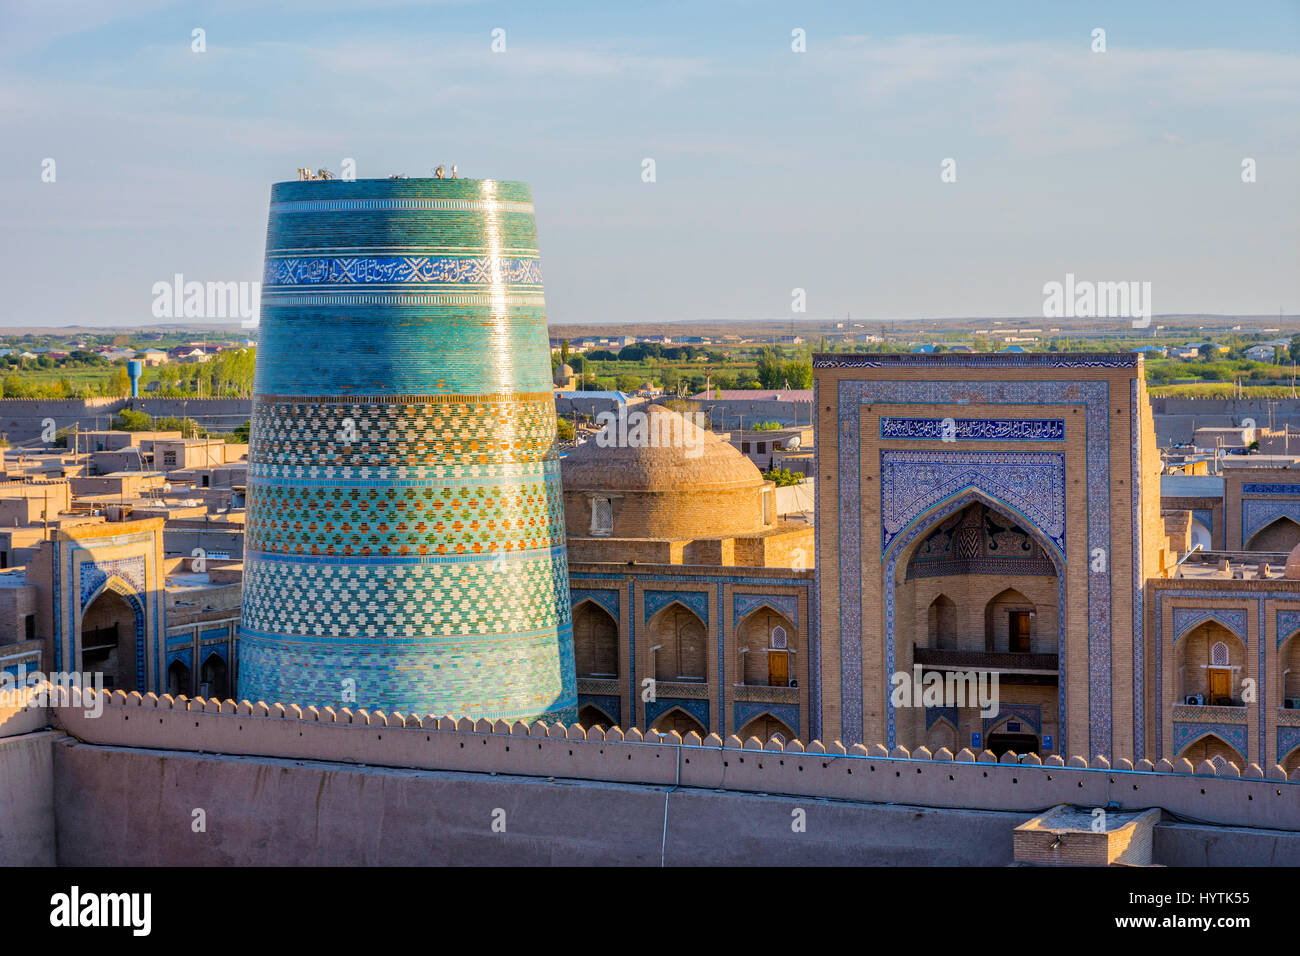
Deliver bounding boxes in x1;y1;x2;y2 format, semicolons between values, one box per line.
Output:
1173;720;1248;760
1278;610;1300;648
245;471;565;557
238;176;576;724
880;450;1066;556
79;556;146;610
733;700;799;738
734;593;797;627
571;588;619;618
984;702;1042;735
644;696;709;731
240;550;570;637
1280;725;1300;765
1241;498;1300;544
1171;607;1248;643
643;590;709;625
248;395;558;476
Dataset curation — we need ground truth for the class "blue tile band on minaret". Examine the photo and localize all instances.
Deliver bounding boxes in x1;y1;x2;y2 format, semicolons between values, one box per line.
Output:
237;177;577;724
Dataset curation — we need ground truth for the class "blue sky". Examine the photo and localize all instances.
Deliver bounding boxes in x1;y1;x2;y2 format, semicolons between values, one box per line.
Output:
1;0;1297;327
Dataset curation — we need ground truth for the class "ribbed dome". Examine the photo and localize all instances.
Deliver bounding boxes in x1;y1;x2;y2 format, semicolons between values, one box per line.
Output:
553;363;575;386
1285;541;1300;579
562;405;764;492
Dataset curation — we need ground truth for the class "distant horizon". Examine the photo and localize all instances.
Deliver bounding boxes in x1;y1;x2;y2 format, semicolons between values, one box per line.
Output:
4;312;1300;341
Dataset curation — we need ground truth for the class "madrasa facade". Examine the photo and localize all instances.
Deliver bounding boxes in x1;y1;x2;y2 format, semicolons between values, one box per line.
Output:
801;351;1300;771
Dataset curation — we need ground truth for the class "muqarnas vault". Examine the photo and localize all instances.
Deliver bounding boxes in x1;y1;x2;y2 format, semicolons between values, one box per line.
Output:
237;176;577;724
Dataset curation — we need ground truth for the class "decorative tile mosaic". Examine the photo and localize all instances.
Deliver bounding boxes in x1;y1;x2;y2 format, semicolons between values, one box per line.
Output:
879;417;1065;442
1242;498;1300;544
1171;607;1248;643
925;706;958;730
644;696;709;731
571;588;619;618
78;556;146;610
984;702;1042;735
1173;720;1248;759
1279;725;1300;765
1131;380;1145;759
733;700;799;738
1277;610;1300;648
814;353;1139;369
733;593;798;627
1191;508;1213;534
264;255;543;287
577;693;620;726
643;589;709;625
880;450;1066;555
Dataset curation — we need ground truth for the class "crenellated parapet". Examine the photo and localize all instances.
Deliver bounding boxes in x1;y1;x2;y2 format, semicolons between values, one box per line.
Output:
14;683;1296;833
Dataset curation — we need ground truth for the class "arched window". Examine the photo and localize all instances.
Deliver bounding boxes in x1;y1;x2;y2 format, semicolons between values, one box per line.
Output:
651;706;707;738
654;605;707;683
590;497;613;535
574;602;619;678
984;588;1034;653
167;660;191;698
200;653;228;700
770;625;787;649
927;594;957;649
1211;641;1229;667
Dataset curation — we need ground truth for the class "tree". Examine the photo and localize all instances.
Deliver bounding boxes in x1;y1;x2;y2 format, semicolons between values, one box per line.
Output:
782;361;813;389
112;409;153;431
556;417;575;440
154;415;203;438
107;365;131;397
1198;343;1218;361
755;347;785;389
615;373;643;393
762;467;804;487
560;340;570;364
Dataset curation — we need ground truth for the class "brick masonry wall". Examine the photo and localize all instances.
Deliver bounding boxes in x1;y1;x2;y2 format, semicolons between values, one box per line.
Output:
27;686;1300;835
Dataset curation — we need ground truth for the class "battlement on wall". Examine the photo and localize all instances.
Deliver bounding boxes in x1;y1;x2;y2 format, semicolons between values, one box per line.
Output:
3;683;1296;833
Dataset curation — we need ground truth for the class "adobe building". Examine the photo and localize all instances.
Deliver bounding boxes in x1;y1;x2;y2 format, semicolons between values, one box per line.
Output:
563;405;814;742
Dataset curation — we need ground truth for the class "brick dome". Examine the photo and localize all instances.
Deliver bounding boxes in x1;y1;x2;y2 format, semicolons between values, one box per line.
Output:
1285;541;1300;579
561;405;764;492
561;405;776;543
553;363;575;386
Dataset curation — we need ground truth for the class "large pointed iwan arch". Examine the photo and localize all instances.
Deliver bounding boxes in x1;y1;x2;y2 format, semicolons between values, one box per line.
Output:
881;486;1068;753
79;575;147;692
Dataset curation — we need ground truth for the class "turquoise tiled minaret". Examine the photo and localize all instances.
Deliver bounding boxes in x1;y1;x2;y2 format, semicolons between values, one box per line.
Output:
237;176;576;724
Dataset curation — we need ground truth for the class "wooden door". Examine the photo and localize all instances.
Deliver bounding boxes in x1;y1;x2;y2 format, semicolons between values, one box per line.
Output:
767;650;789;687
1208;668;1231;704
1009;610;1031;652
